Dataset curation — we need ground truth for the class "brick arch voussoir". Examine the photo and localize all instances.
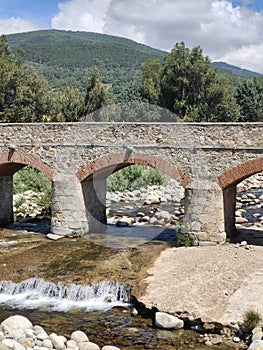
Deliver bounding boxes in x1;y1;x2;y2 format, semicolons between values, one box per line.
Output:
0;151;54;180
218;158;263;189
76;152;191;187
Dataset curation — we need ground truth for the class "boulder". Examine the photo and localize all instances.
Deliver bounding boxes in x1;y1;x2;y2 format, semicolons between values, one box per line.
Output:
49;333;66;350
155;312;184;330
6;329;24;341
252;332;263;342
12;342;25;350
16;338;34;349
71;331;89;343
116;216;135;226
248;339;263;350
235;217;248;224
78;342;100;350
67;340;79;350
144;195;160;205
46;234;64;241
0;343;9;350
42;339;53;349
1;316;33;332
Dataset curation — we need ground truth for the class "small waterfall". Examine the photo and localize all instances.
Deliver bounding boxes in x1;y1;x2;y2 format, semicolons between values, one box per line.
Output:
0;278;131;312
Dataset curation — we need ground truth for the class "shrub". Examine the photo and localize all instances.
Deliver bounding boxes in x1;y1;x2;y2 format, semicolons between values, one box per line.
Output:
13;166;52;214
176;225;194;247
14;196;25;209
107;165;169;192
13;166;51;194
243;310;262;332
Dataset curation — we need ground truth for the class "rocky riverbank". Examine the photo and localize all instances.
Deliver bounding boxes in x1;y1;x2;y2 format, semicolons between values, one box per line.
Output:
235;174;263;230
0;315;120;350
13;174;263;232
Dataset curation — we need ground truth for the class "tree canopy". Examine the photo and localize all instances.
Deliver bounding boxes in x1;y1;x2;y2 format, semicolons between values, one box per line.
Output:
235;77;263;122
0;34;262;123
0;35;51;122
142;42;240;122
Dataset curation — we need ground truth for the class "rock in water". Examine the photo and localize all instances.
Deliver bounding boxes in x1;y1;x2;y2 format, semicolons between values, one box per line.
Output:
155;312;184;330
47;234;64;240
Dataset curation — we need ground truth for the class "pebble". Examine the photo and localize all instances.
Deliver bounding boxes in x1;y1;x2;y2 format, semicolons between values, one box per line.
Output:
232;336;241;343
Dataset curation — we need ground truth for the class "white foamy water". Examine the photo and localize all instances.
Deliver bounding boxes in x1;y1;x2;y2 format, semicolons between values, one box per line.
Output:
0;278;130;312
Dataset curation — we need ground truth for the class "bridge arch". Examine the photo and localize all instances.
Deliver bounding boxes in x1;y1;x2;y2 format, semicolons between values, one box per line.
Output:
76;152;191;232
76;152;191;186
0;151;54;180
0;151;54;226
218;158;263;189
218;158;263;239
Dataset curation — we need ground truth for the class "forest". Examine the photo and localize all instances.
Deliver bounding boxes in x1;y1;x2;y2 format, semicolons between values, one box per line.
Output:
0;30;262;123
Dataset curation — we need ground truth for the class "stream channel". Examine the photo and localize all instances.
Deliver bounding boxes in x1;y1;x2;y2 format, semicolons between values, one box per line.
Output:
1;187;261;350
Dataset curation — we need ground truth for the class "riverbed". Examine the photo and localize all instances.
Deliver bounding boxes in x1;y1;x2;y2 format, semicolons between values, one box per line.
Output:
0;227;244;350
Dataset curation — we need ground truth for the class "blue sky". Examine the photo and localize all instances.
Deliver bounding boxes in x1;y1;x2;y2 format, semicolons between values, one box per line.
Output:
0;0;263;73
232;0;263;11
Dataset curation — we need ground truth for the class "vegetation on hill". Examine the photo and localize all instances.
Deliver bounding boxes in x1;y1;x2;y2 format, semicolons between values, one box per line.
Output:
0;30;262;123
8;30;166;95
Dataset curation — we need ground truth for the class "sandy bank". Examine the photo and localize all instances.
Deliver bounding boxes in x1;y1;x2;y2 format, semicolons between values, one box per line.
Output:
140;243;263;324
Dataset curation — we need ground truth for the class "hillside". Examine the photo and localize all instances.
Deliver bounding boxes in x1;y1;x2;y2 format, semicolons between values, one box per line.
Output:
7;30;261;95
8;30;166;95
212;61;262;77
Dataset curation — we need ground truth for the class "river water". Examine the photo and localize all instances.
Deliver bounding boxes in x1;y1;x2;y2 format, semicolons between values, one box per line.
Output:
4;180;261;350
0;224;244;350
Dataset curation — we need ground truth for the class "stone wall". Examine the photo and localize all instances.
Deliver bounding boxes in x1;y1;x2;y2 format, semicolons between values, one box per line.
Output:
0;122;262;242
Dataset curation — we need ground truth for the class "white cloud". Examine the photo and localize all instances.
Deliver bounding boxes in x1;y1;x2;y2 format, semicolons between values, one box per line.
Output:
50;0;263;72
52;0;110;33
0;17;40;35
1;0;262;73
218;43;263;73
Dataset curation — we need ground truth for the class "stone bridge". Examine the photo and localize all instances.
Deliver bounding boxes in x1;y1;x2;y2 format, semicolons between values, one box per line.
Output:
0;122;262;243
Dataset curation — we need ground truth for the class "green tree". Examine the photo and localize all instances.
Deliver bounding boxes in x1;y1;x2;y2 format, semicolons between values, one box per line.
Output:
0;35;50;122
142;59;161;104
142;42;240;122
116;82;143;103
83;67;109;120
235;77;263;121
6;65;50;122
58;86;84;122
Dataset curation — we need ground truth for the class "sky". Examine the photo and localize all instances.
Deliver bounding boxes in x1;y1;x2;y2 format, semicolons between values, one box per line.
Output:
0;0;263;73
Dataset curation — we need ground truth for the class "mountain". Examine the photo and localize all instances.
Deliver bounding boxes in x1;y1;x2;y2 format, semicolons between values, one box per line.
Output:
7;30;261;95
7;30;166;95
212;61;262;77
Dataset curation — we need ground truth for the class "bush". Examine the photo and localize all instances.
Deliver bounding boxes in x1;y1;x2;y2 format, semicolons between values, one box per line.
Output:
176;225;194;247
13;166;52;214
13;166;51;194
243;310;262;332
107;165;169;192
14;196;25;209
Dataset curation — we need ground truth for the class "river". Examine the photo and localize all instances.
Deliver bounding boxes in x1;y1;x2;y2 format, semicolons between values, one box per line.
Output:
0;225;244;350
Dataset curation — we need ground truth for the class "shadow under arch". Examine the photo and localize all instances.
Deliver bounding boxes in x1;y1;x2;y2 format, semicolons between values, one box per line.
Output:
218;158;263;242
0;151;54;226
76;152;191;233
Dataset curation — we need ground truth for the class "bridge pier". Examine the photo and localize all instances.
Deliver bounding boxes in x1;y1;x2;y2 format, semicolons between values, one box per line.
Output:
184;181;226;244
51;172;88;236
0;176;13;226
